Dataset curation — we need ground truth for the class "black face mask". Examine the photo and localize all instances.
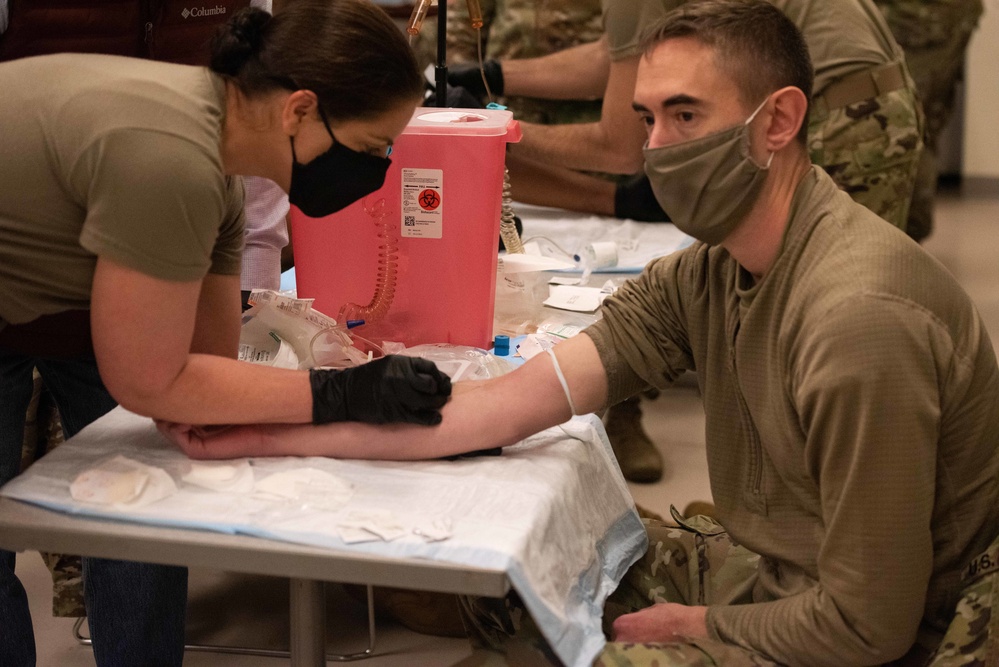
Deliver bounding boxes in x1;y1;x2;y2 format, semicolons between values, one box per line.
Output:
288;110;392;218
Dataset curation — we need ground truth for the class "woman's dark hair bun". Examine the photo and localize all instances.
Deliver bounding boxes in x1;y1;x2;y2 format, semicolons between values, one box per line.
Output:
209;7;272;77
213;0;424;120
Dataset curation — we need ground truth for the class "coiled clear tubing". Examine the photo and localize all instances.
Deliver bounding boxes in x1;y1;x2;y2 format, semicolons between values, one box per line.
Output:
337;196;399;324
499;167;524;254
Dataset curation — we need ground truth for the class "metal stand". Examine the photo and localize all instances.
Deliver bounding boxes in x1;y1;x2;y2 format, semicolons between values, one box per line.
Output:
435;0;447;107
73;583;377;664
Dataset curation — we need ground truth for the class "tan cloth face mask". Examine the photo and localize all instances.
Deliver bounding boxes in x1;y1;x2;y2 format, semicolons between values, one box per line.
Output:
643;96;773;245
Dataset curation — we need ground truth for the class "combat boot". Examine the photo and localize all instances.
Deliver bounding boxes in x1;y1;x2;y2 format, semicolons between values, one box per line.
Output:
343;584;466;638
604;396;664;483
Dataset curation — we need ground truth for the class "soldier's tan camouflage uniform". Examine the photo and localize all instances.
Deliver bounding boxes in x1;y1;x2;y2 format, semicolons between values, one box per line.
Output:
598;512;774;667
463;512;999;666
928;533;999;667
600;514;999;667
412;0;604;125
872;0;984;241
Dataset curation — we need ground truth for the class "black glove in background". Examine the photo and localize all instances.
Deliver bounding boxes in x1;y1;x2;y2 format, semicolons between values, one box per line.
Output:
311;356;452;426
446;59;504;100
613;172;671;222
423;82;485;109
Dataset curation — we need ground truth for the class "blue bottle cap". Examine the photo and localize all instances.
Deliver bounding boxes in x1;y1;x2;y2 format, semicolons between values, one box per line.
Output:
493;334;510;356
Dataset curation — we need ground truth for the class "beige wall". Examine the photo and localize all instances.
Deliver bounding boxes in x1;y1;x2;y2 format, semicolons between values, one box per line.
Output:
963;0;999;181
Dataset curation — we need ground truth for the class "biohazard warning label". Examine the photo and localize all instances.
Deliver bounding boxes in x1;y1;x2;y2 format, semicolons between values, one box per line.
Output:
418;189;440;210
401;168;443;238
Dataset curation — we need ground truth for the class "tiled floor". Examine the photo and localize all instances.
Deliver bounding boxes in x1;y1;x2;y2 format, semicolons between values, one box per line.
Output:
17;186;999;665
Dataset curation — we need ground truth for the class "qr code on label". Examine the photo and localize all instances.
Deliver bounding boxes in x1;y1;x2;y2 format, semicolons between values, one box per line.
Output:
404;216;416;226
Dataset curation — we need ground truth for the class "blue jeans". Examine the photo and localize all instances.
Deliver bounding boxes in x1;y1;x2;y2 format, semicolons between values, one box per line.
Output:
0;349;188;666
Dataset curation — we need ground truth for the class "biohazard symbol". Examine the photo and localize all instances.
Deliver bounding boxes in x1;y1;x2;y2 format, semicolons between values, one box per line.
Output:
418;189;441;211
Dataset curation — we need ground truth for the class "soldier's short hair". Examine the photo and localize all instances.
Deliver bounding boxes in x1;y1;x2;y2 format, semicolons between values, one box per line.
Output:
640;0;814;143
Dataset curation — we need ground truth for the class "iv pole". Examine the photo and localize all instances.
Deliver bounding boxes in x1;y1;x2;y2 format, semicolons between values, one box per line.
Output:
435;0;447;108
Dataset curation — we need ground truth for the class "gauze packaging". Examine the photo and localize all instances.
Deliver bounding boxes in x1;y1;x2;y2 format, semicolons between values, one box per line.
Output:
70;455;178;508
181;460;255;494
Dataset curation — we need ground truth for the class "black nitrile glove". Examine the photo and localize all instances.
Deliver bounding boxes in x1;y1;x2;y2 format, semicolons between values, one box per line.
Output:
447;59;504;100
423;82;485;109
613;172;671;222
441;447;503;461
310;356;452;426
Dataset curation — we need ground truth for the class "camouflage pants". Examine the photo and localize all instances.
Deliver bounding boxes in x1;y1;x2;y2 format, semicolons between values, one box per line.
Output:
460;511;776;666
463;513;999;666
809;82;924;234
596;513;775;667
927;534;999;667
874;0;984;241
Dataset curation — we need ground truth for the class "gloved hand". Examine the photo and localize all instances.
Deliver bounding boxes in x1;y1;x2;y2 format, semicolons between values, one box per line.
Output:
423;82;485;109
613;172;671;222
447;59;504;100
310;356;452;426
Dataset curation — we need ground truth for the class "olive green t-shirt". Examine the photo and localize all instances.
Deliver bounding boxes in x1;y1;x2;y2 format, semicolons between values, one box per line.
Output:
602;0;904;96
0;53;245;326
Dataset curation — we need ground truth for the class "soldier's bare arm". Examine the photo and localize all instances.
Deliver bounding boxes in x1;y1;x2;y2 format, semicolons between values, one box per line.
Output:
506;152;616;214
158;334;610;461
509;54;648;174
501;37;609;100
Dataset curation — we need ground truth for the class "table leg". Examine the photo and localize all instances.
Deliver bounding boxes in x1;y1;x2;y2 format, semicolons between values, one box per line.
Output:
290;578;327;667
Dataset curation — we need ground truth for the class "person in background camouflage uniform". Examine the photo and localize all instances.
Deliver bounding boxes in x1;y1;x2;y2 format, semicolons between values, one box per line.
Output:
413;0;604;125
872;0;984;241
806;77;923;233
452;0;924;234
